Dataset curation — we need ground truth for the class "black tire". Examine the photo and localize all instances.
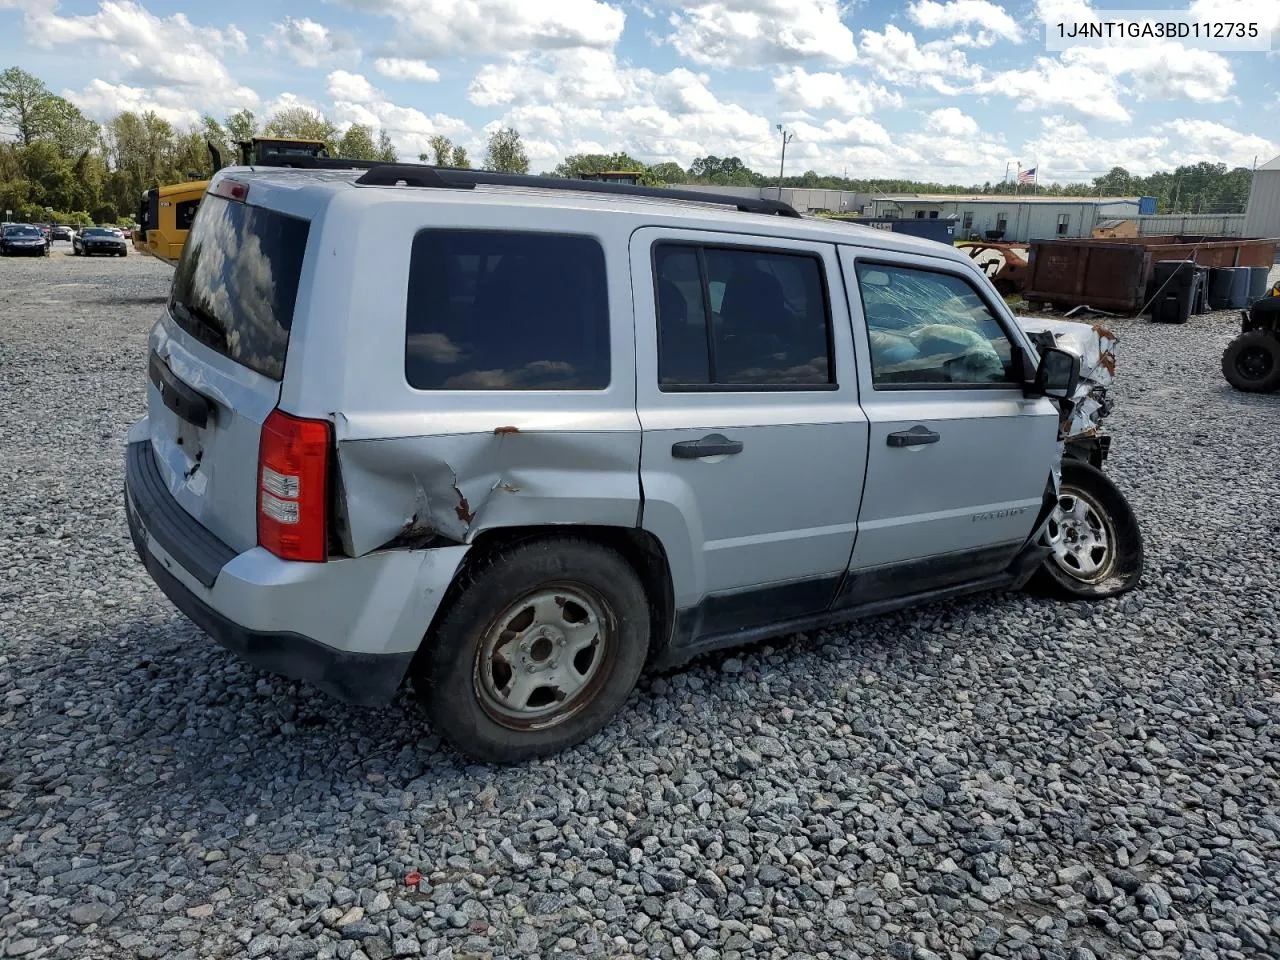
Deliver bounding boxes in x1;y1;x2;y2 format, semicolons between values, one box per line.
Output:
1221;331;1280;393
1028;459;1144;600
412;537;651;763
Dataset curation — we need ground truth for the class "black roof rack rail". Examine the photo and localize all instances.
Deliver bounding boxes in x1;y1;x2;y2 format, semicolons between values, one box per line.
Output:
340;162;799;217
245;154;802;217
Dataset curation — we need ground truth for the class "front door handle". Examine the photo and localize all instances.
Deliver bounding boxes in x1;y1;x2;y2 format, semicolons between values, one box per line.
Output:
887;425;940;448
672;433;744;459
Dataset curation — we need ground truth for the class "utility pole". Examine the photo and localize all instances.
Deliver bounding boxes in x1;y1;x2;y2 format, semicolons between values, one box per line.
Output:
776;124;794;200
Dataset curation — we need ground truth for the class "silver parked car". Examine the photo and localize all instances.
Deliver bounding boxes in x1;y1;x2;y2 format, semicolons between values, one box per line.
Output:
124;164;1143;762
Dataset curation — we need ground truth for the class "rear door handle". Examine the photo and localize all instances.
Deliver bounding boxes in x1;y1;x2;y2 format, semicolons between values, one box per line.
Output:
887;425;940;447
671;433;744;459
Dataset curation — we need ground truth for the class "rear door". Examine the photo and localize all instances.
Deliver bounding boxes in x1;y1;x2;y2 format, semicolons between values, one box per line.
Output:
632;228;868;629
144;187;313;553
838;246;1059;596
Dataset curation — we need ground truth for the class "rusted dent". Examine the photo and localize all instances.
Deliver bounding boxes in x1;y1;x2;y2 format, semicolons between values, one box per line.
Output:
493;425;520;436
454;487;475;525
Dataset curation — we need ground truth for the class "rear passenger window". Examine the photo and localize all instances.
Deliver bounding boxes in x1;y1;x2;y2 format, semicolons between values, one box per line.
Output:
405;230;610;390
654;243;833;389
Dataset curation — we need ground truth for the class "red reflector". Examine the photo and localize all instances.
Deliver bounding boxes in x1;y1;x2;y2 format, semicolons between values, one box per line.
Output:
257;409;331;562
213;179;249;202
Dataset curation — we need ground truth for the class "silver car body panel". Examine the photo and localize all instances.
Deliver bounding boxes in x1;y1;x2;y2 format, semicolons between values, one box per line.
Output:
838;244;1061;570
630;226;868;608
128;166;1076;680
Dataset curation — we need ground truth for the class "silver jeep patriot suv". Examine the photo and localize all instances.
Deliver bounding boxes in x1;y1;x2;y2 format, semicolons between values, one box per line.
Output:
124;163;1143;762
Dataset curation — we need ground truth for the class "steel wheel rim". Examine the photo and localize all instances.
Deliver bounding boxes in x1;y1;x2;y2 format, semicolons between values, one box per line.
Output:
1235;345;1273;381
473;583;614;731
1046;484;1116;583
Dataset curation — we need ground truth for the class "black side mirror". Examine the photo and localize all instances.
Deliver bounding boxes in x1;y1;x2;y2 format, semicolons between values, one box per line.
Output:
1030;346;1080;399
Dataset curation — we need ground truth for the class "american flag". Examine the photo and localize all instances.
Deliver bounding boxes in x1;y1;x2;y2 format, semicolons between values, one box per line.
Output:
1018;167;1037;184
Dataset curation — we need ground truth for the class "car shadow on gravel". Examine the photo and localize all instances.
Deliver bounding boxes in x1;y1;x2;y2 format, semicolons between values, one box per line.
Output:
77;584;1070;807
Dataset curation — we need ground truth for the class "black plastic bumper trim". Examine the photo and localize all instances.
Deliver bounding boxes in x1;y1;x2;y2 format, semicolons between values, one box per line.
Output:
125;489;411;707
125;440;235;587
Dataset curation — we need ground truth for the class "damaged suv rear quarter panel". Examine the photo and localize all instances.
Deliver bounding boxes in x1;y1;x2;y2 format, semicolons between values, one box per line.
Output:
284;191;644;559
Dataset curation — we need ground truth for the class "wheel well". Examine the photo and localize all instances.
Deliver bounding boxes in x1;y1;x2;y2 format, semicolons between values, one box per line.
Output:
423;525;676;665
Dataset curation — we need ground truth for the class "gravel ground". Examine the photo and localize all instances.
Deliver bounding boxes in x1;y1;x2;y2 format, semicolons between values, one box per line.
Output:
2;247;1279;960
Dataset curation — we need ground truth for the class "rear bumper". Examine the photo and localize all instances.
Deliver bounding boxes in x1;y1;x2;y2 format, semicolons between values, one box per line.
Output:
124;435;468;706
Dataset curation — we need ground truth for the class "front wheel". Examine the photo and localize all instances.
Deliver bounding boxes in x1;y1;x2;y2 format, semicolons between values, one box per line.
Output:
412;538;651;763
1222;331;1280;393
1029;460;1143;599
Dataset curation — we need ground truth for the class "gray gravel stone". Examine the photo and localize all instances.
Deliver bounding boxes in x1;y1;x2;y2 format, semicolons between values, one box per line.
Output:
2;255;1280;958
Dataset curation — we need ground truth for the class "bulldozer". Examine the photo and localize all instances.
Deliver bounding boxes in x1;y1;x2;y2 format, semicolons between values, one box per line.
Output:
133;137;330;265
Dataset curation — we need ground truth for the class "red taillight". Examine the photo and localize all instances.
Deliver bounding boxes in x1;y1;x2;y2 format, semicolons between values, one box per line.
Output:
212;178;248;202
257;409;331;562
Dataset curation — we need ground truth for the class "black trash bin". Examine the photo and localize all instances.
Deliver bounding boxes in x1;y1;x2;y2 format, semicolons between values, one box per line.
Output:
1229;267;1251;309
1247;265;1272;303
1148;260;1197;324
1193;265;1210;313
1207;267;1235;310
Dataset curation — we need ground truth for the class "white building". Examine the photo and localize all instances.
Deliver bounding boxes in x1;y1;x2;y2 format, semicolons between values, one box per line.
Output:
867;194;1148;243
1244;155;1280;240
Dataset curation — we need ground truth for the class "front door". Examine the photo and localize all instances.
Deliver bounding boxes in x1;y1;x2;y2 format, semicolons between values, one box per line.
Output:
838;245;1060;599
631;228;868;634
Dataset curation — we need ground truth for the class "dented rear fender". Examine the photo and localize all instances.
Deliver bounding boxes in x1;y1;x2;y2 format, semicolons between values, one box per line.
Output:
334;429;644;558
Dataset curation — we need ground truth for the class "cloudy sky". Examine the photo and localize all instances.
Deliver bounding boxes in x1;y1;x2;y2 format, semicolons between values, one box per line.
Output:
2;0;1278;184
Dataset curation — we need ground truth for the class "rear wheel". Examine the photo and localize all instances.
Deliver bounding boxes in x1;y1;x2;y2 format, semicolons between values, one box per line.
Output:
1222;331;1280;393
1029;460;1143;599
412;538;651;763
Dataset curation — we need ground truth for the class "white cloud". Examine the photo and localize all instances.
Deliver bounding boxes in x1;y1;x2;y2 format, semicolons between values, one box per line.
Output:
1189;0;1280;31
373;57;440;82
327;70;382;104
973;56;1129;122
858;25;975;94
924;107;979;137
788;117;893;147
660;0;858;67
908;0;1023;44
1065;46;1233;103
1020;116;1278;182
16;0;258;120
772;68;902;115
324;70;469;158
336;0;624;57
264;17;358;67
469;49;641;108
69;78;202;127
464;49;780;169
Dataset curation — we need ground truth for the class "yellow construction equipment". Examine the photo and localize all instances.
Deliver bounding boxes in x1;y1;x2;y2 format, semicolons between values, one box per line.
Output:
133;137;329;265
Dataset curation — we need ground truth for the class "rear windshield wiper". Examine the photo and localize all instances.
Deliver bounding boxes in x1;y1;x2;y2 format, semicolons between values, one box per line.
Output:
170;300;228;352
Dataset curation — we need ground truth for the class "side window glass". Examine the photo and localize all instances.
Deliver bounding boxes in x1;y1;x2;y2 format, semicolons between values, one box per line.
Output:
655;242;834;389
854;262;1020;387
655;245;710;385
405;230;610;390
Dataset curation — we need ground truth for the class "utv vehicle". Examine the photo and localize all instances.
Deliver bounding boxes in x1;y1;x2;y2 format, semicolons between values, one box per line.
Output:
1222;281;1280;393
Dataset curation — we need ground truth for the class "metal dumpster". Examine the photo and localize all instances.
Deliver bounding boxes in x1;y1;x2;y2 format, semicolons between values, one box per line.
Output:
1023;236;1280;312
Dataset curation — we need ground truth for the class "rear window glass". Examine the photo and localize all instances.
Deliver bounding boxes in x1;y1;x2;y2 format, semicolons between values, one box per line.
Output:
169;195;311;381
405;229;610;390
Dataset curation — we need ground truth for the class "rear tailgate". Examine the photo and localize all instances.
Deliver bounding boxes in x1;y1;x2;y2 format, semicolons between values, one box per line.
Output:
145;190;312;555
